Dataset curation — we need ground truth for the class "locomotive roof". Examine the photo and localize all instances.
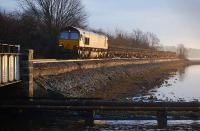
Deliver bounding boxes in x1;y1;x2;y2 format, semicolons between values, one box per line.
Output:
62;26;107;38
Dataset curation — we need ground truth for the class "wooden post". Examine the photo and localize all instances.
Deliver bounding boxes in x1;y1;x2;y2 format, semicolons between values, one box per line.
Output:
157;111;167;128
20;49;34;97
85;110;95;127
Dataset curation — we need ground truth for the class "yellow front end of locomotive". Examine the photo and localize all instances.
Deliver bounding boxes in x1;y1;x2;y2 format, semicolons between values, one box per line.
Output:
59;39;79;50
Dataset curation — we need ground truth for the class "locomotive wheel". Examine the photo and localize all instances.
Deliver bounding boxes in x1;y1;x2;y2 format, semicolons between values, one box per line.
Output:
78;50;85;59
96;53;99;59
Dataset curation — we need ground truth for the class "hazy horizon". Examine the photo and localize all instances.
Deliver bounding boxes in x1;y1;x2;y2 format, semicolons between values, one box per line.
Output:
1;0;200;49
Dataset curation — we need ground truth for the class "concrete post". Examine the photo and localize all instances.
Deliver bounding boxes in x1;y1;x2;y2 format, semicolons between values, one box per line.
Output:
157;111;167;128
20;49;34;97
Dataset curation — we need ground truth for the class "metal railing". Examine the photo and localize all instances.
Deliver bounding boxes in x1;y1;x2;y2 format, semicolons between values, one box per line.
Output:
0;44;20;87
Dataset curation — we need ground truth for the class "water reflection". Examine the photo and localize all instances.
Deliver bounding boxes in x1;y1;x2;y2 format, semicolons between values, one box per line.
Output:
1;118;200;131
96;120;200;131
134;65;200;102
177;65;187;82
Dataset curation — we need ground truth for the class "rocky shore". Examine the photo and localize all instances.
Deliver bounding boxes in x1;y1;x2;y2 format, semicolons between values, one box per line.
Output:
33;59;186;99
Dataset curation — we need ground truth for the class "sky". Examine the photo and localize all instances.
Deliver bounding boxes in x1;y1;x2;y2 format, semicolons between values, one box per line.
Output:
1;0;200;48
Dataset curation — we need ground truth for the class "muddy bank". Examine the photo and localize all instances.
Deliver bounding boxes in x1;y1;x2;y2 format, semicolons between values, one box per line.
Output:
33;59;186;99
92;61;186;100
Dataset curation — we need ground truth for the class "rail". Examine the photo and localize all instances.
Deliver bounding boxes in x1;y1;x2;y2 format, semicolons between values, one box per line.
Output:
0;44;21;87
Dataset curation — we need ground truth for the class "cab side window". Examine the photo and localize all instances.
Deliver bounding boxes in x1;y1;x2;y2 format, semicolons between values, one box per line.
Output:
84;37;90;45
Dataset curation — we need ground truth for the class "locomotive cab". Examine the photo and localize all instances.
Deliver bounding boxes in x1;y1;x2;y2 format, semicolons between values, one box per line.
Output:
58;27;80;50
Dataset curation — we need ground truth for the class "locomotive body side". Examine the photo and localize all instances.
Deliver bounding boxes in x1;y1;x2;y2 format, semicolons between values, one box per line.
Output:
79;29;108;50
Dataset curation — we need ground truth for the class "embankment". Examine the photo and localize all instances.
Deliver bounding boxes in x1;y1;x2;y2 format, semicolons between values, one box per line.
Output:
33;59;185;99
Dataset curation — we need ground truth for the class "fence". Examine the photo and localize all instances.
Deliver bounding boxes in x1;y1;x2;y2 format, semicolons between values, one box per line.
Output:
0;44;20;87
0;99;199;128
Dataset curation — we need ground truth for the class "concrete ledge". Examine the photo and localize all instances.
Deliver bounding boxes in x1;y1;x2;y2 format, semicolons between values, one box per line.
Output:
33;59;180;77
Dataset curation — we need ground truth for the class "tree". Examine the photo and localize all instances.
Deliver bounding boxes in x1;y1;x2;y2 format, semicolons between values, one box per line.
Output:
132;29;144;44
106;27;161;49
0;11;22;44
177;44;187;59
146;32;160;49
19;0;87;32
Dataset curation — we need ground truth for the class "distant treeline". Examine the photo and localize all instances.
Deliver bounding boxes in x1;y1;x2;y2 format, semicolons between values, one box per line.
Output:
0;0;160;58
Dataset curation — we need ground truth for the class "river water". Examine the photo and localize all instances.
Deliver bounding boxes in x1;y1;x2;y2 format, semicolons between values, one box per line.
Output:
132;65;200;102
